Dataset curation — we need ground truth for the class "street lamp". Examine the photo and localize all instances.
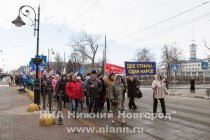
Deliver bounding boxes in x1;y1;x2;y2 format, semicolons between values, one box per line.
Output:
12;5;42;105
48;48;55;73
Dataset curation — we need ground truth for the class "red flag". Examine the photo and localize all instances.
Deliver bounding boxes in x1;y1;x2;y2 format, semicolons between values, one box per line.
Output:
105;63;125;74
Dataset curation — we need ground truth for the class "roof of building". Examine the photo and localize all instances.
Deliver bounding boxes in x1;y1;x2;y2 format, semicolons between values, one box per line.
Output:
182;58;203;63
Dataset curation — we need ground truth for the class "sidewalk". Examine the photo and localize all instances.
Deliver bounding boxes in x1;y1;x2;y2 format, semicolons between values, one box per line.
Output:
167;88;210;99
0;81;106;140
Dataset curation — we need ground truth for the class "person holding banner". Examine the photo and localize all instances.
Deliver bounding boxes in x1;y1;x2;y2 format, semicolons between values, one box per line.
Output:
127;76;137;110
152;74;167;116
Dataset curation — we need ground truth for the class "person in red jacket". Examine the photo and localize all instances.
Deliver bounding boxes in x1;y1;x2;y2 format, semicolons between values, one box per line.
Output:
66;75;84;119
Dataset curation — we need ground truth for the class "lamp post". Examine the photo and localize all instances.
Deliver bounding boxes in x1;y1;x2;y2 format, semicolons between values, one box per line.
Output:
48;48;54;73
12;5;42;105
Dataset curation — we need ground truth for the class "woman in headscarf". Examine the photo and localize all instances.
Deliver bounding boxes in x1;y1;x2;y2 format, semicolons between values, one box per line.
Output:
152;74;167;116
110;75;126;124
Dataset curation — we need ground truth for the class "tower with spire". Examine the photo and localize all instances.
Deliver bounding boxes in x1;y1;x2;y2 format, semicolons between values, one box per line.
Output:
190;40;197;60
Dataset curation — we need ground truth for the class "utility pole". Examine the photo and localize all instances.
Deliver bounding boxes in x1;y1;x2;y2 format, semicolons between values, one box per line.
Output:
63;52;66;74
104;35;107;76
48;48;50;73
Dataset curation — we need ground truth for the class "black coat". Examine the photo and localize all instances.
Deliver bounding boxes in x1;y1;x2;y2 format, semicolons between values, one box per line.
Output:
190;79;195;90
127;80;137;98
99;78;106;97
56;80;68;94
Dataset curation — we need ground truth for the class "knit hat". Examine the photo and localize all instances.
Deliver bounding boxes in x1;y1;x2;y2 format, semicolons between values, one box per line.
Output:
97;73;103;77
91;70;97;74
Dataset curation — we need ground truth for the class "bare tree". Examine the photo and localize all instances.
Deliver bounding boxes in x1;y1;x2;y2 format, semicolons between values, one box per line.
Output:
134;47;155;62
204;40;210;50
66;59;74;74
70;51;82;72
53;52;63;73
160;44;183;76
68;31;100;68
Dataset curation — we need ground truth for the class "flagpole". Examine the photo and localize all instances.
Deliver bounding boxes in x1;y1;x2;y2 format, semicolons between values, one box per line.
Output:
104;35;107;76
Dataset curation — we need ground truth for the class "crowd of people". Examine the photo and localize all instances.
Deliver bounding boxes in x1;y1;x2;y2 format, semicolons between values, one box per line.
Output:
38;71;169;124
8;71;169;124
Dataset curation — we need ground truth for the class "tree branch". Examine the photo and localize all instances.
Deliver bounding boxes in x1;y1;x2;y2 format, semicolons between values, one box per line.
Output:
204;40;210;50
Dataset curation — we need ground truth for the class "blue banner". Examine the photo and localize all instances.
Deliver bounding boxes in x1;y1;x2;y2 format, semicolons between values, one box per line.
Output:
124;62;156;76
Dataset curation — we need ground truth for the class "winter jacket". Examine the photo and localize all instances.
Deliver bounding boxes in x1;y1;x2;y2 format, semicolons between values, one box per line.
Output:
56;79;68;94
152;80;167;99
99;78;106;96
86;78;101;98
66;81;84;100
52;78;58;90
105;78;113;98
127;80;137;98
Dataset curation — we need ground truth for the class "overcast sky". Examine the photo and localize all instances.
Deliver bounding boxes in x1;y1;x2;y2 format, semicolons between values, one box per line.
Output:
0;0;210;72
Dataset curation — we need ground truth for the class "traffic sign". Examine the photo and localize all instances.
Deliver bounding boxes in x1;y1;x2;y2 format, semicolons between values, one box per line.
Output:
201;62;208;69
172;64;178;71
30;55;47;67
37;55;47;66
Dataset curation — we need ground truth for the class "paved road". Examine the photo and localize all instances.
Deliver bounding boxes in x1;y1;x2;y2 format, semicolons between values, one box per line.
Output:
76;89;210;139
1;78;210;140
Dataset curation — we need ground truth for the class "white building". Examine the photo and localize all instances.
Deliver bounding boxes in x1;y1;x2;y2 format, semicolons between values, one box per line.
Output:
160;41;210;77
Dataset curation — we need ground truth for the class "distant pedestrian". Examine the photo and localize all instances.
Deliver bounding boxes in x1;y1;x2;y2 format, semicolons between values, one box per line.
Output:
164;79;169;90
190;77;195;93
152;74;168;116
10;75;14;83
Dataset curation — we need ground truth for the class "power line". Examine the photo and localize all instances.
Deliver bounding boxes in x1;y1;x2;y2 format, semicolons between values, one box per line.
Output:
108;12;210;52
55;0;94;33
43;0;102;49
108;1;210;44
58;0;102;33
